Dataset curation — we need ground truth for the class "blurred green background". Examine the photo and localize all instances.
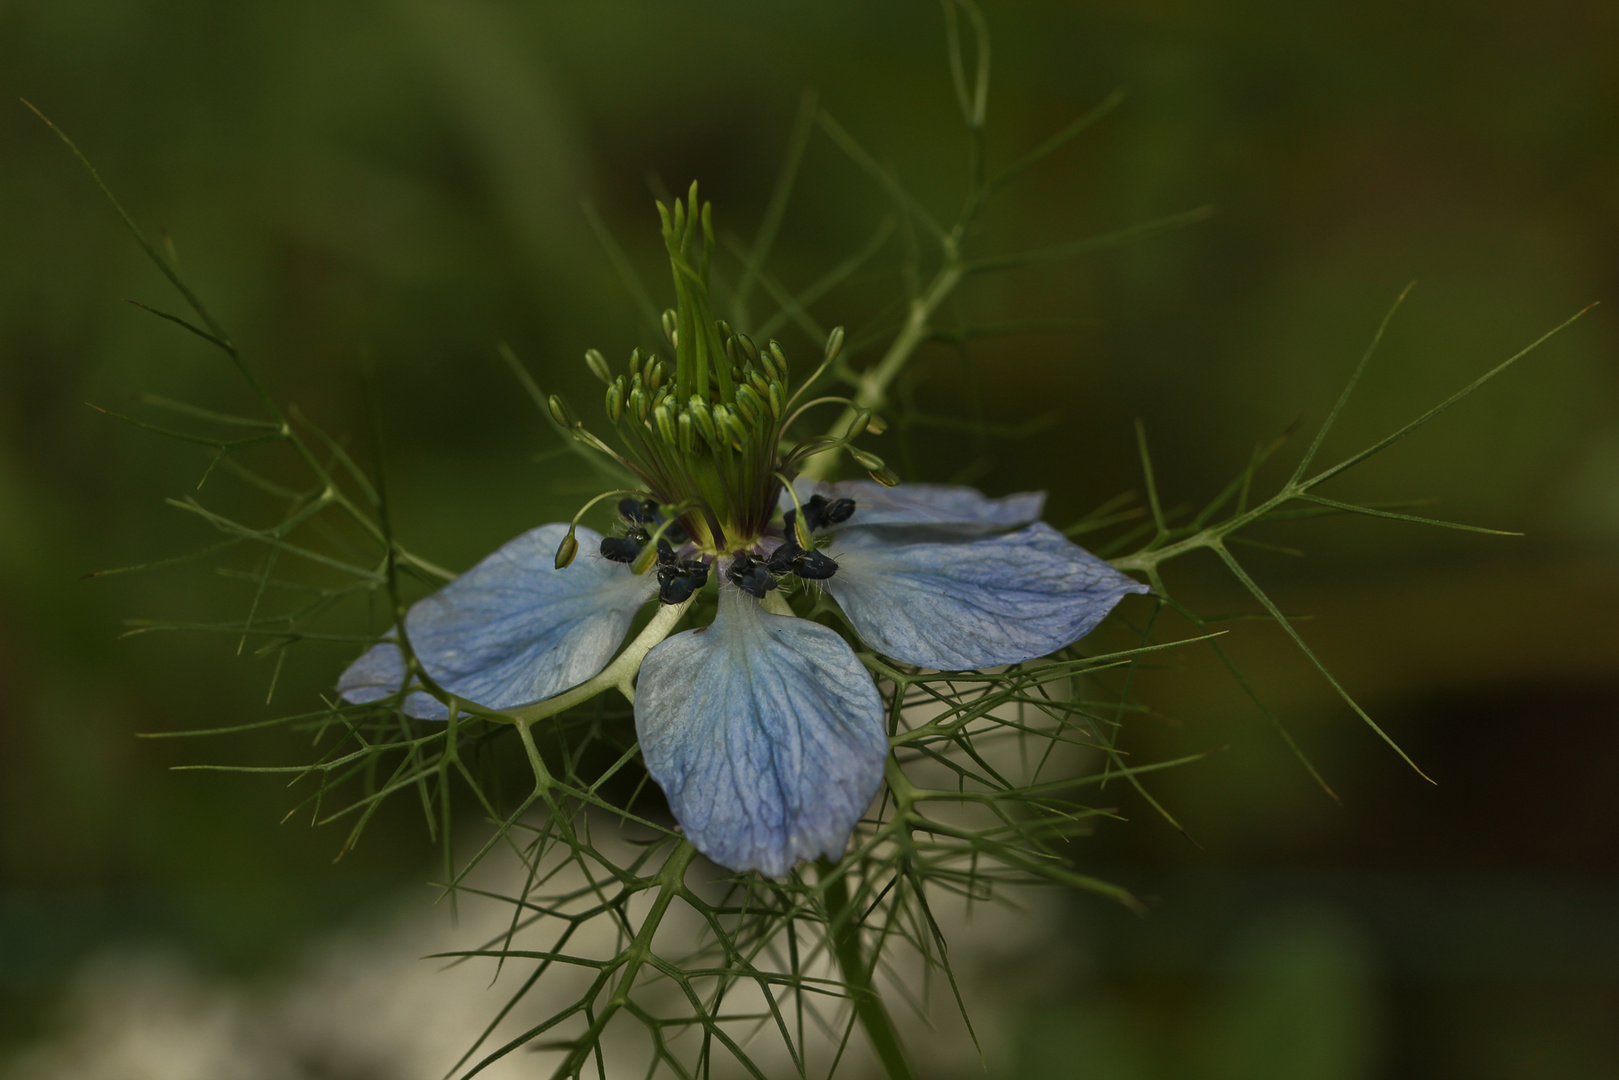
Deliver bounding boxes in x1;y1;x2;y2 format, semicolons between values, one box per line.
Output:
2;1;1616;1077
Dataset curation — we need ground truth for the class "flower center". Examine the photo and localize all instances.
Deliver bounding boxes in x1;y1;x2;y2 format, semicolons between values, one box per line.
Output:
600;494;857;604
545;184;902;593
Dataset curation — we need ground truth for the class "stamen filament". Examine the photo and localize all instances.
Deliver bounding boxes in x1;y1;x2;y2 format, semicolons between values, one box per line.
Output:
774;471;816;550
780;395;862;434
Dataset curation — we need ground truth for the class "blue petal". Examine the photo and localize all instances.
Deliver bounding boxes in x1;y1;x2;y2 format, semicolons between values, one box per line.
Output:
824;523;1149;670
339;524;656;718
635;587;888;877
787;479;1044;532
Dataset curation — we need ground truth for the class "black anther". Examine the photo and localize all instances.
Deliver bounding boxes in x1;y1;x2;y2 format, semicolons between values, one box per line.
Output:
790;494;857;534
659;574;697;604
656;558;710;604
599;536;642;563
765;539;800;574
823;498;856;525
792;549;839;580
725;553;777;598
618;497;648;523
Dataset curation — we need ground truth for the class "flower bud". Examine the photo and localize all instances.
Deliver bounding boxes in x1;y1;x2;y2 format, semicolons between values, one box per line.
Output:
824;325;845;363
866;412;888;435
605;379;625;423
678;411;695;453
647;361;668;393
554;529;579;569
630;386;649;422
847;409;872;439
688;396;718;444
766;381;784;418
734;332;760;365
653;403;677;444
661;308;678;347
547;394;574;429
628;347;644;378
584;348;611;384
768;340;790;382
714;404;749;447
735;384;765;425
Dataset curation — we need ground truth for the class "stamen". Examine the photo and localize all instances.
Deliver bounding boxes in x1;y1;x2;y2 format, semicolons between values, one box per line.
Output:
767;490;847;583
725;553;777;598
556;487;648;568
631;505;696;575
792;549;838;580
657;557;709;604
850;449;900;487
553;531;579;570
774;472;817;551
600;534;644;563
784;494;856;536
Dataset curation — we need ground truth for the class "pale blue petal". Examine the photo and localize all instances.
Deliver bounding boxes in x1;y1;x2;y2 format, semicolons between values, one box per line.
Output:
339;524;656;718
824;523;1149;670
787;479;1044;532
635;588;887;877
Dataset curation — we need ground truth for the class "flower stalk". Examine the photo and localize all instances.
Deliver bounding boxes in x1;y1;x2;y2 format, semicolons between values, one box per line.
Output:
820;859;916;1080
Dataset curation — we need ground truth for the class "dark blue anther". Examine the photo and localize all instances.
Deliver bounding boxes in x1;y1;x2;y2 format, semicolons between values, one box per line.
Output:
725;553;777;598
792;549;838;580
657;558;709;605
762;538;838;581
599;535;642;563
788;494;857;535
765;539;800;574
623;498;688;545
658;573;697;604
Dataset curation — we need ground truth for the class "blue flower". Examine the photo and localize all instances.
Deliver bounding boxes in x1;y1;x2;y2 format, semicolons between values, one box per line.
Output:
339;481;1146;877
340;185;1148;876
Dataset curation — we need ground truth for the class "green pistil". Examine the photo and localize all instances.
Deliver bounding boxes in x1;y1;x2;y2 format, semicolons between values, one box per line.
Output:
548;188;896;563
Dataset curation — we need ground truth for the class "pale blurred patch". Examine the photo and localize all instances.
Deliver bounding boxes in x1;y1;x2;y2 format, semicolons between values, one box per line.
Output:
4;821;1056;1080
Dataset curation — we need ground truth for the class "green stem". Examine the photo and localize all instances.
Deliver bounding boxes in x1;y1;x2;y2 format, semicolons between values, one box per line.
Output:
798;254;964;482
820;861;915;1080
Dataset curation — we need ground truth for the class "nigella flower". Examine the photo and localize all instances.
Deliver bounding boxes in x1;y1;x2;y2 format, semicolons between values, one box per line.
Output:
338;186;1147;877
